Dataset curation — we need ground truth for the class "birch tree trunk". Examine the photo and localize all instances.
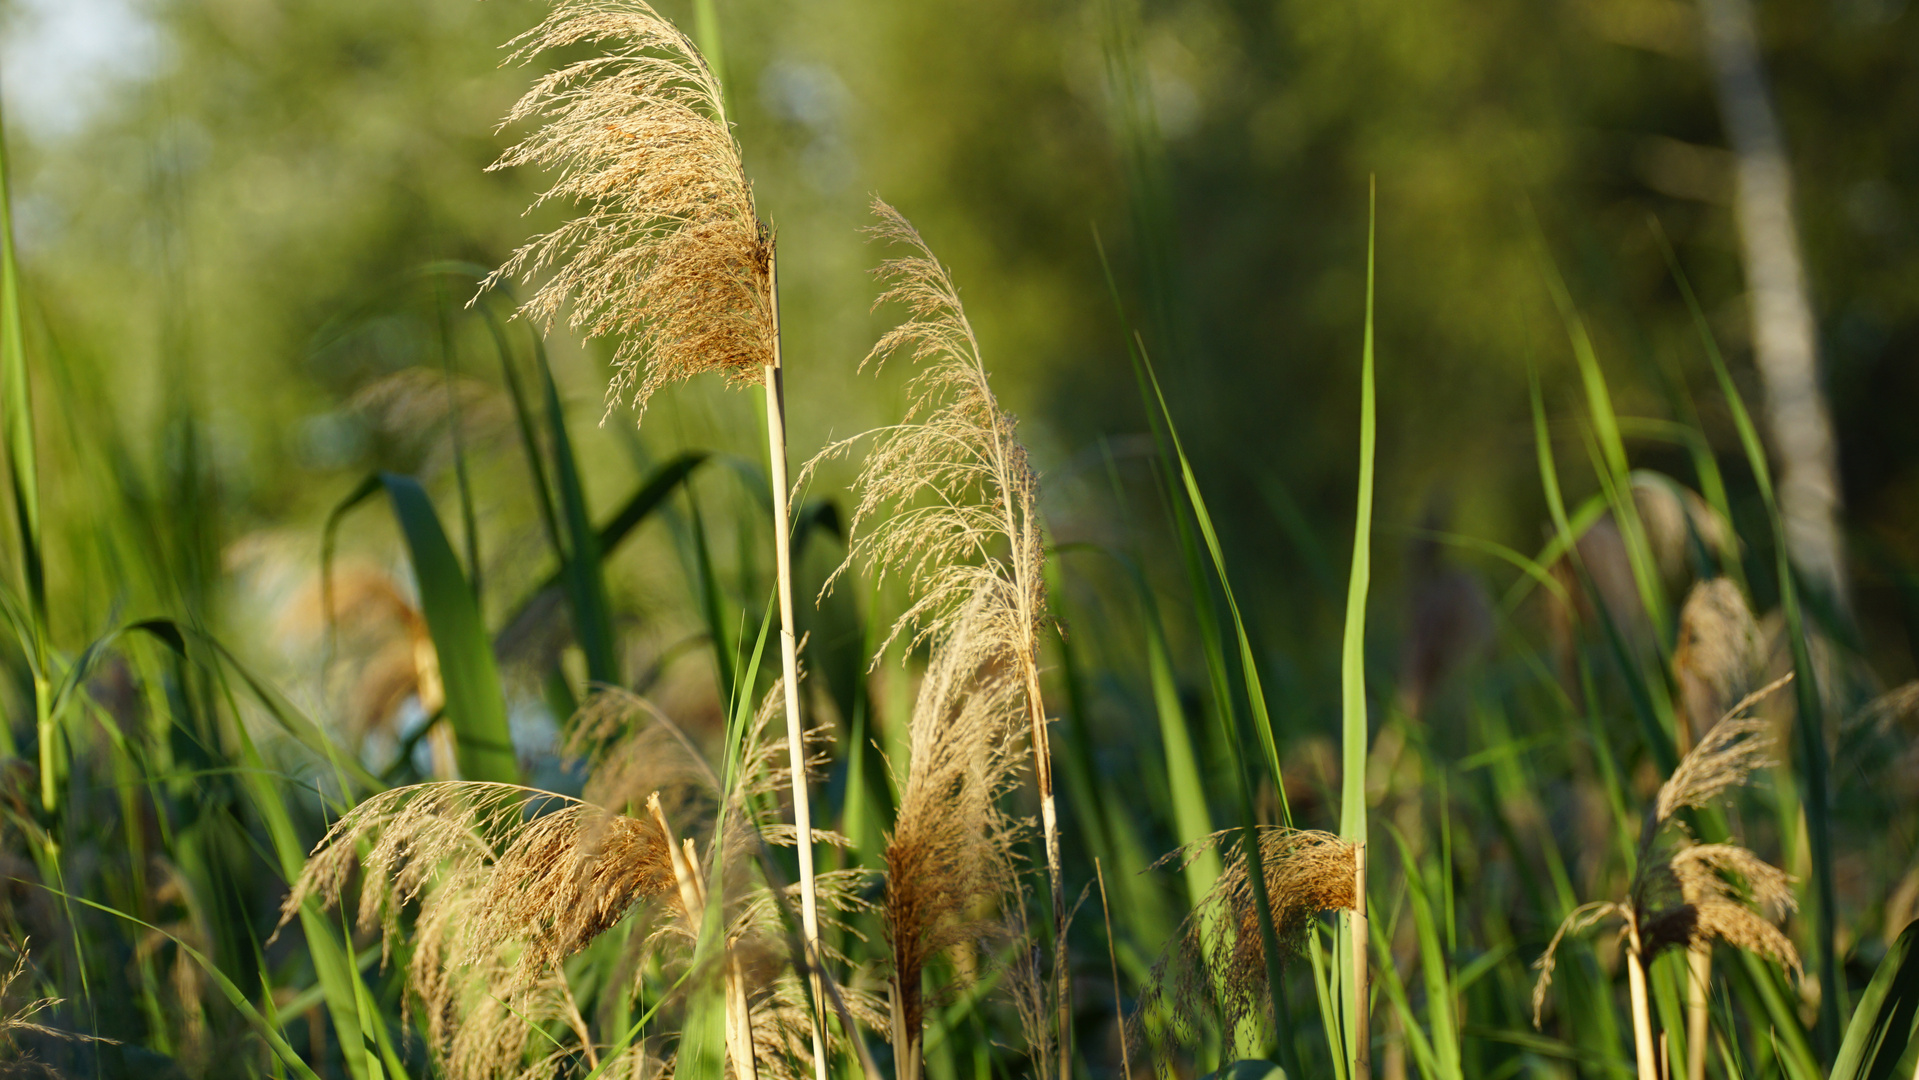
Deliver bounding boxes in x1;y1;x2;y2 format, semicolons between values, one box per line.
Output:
1698;0;1849;612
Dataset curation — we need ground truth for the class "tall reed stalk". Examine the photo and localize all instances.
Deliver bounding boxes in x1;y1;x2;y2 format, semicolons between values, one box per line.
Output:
760;250;828;1080
483;3;826;1070
810;199;1068;1075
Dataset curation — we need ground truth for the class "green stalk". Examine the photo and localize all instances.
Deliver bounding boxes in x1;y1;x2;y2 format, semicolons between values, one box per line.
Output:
0;96;50;809
1337;181;1378;1079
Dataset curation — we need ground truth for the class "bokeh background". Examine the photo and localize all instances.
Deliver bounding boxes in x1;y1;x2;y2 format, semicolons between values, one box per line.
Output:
5;0;1916;696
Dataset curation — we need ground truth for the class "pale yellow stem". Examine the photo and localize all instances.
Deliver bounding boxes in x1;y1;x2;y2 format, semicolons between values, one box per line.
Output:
649;795;758;1080
1687;945;1711;1080
1625;920;1660;1080
1352;840;1370;1078
764;244;827;1080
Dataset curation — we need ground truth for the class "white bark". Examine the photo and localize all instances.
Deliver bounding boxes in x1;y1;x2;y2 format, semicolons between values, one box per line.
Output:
1699;0;1849;611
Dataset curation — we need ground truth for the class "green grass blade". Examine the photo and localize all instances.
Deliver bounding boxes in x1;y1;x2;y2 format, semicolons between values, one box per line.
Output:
1132;346;1288;822
433;274;483;612
39;887;325;1080
0;101;50;809
380;473;519;784
1369;916;1441;1080
535;337;619;688
484;300;567;561
0;95;40;627
1831;920;1919;1080
1531;237;1669;643
1387;827;1461;1080
492;451;708;660
1336;182;1378;1079
1093;231;1288;821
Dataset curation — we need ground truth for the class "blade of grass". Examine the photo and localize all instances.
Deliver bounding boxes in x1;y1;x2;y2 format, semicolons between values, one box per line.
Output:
1531;234;1670;648
1337;180;1378;1080
334;473;519;784
432;273;483;612
1386;825;1461;1080
40;887;325;1080
0;99;49;803
535;336;619;688
1831;919;1919;1080
1096;236;1299;1066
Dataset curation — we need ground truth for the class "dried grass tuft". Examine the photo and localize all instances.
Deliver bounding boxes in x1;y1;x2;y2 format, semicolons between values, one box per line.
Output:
1672;579;1764;746
1534;672;1801;1033
0;939;115;1051
1531;902;1626;1028
1653;673;1791;826
0;943;64;1045
483;0;772;419
882;589;1029;1060
1640;844;1800;975
1135;829;1357;1059
804;199;1046;669
277;781;679;991
277;672;875;1079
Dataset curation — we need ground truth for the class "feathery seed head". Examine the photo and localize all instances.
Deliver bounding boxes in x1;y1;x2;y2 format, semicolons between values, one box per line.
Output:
1640;843;1801;976
883;588;1029;1044
1136;829;1357;1060
1654;673;1791;826
1673;578;1764;742
804;200;1046;668
484;0;773;420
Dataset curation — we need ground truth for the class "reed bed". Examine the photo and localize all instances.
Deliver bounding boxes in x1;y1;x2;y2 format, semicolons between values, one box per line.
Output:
1;3;1916;1080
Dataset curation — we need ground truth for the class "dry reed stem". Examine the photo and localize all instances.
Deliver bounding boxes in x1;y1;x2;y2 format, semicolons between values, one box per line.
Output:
1134;829;1357;1064
483;0;772;419
1096;860;1133;1080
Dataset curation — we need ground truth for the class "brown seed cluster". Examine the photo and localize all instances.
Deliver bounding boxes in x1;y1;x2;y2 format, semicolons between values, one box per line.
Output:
1135;828;1358;1061
483;0;774;420
883;589;1028;1056
1532;648;1801;1032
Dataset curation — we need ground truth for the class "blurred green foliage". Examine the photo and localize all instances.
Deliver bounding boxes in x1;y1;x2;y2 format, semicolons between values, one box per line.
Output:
9;0;1919;679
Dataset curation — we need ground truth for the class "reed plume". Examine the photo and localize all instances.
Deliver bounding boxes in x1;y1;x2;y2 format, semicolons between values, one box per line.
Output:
279;675;873;1080
882;588;1028;1080
808;198;1069;1069
1133;829;1357;1065
484;0;771;417
1672;578;1764;753
1531;673;1799;1080
1;942;64;1048
486;4;826;1067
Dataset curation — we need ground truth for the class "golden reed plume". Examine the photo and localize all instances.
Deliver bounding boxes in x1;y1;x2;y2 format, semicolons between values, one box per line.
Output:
276;679;874;1080
484;5;832;1070
882;589;1028;1080
1133;829;1357;1065
805;199;1069;1070
1532;670;1799;1080
482;0;771;418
